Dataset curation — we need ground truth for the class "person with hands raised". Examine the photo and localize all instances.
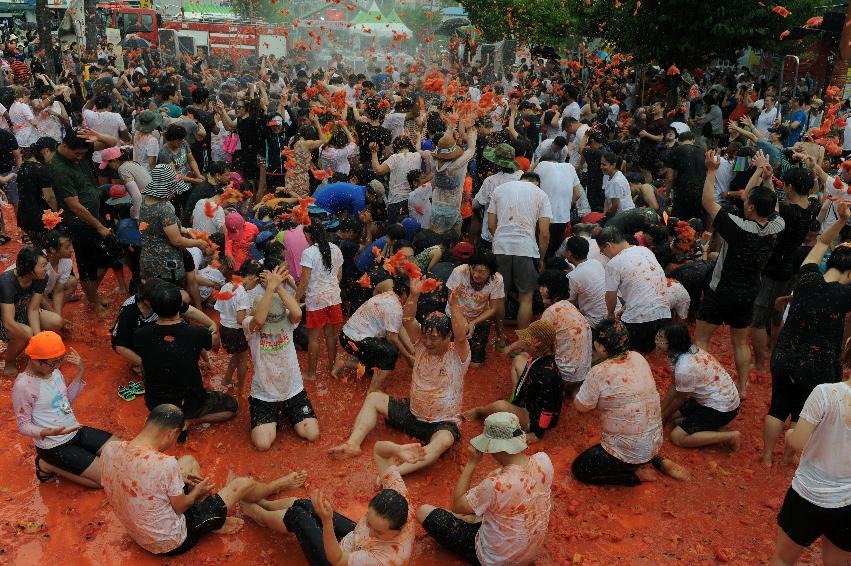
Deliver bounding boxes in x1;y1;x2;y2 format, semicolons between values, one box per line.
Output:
12;331;121;487
244;262;319;451
243;441;423;566
99;403;307;556
329;279;470;477
416;412;554;566
695;149;785;399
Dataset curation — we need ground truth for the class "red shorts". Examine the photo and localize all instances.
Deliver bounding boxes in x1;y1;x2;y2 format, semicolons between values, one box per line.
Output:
305;303;344;329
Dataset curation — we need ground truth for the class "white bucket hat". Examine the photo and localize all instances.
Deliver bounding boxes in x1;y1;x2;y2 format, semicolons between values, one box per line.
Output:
470;412;527;455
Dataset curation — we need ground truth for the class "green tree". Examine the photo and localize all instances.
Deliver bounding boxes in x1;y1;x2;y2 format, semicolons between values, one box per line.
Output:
458;0;575;45
572;0;827;67
36;0;56;74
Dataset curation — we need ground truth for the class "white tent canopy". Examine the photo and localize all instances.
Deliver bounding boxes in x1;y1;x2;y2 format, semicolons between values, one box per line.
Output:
352;1;412;39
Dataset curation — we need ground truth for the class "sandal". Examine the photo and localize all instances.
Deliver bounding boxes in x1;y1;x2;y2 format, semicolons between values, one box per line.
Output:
35;456;56;483
127;381;145;395
118;386;136;401
494;336;509;351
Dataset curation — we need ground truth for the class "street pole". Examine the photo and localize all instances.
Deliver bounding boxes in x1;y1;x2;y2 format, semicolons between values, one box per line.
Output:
829;1;851;91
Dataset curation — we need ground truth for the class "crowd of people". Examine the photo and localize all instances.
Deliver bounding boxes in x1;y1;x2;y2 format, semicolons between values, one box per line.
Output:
3;26;851;566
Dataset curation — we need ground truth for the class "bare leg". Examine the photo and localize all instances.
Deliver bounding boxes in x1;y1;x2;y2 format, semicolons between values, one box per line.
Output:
328;392;390;458
306;327;322;381
185;270;203;311
464;400;529;430
331;356;359;379
771;525;804;566
822;537;851;566
367;369;391;393
251;423;278;451
216;471;308;509
242;501;290;533
112;267;128;295
670;427;741;450
294;418;320;442
178;455;201;478
693;320;717;353
494;301;507;348
235;351;249;394
730;327;752;399
517;292;534;330
81;280;107;317
761;414;786;467
4;334;29;376
38;459;102;489
395;431;455;476
781;421;798;465
751;327;769;370
324;323;340;374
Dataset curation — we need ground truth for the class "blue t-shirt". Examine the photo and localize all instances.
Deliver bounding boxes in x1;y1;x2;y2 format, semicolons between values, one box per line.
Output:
788;109;807;146
355;236;388;273
312;182;366;215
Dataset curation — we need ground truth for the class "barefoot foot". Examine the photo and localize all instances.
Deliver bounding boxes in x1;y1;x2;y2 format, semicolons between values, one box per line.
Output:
258;496;298;511
461;407;481;421
330;359;345;379
273;470;307;492
635;466;658;483
328;442;362;459
214;517;244;534
657;457;691;481
726;431;742;452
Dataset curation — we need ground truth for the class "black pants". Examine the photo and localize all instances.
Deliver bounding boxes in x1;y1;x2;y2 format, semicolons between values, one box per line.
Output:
572;443;653;487
547;222;567;259
422;507;482;565
284;500;357;566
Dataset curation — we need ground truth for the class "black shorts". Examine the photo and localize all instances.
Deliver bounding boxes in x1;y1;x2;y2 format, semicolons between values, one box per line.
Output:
624;318;670;354
386;397;461;444
768;355;831;423
421;508;482;565
751;276;794;330
66;224;114;282
469;320;491;364
220;324;249;354
36;426;112;476
777;487;851;552
163;494;228;556
678;398;739;435
249;391;317;429
339;332;398;372
698;289;754;329
182;248;196;274
183;390;239;420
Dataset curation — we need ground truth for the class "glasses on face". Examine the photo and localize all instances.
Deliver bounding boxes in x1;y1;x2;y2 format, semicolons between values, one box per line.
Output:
38;358;62;369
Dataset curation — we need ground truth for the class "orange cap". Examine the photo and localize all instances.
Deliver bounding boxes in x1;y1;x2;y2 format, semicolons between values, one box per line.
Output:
25;331;66;360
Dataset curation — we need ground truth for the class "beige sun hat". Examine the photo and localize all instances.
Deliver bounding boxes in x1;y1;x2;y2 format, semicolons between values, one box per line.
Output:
470;412;528;455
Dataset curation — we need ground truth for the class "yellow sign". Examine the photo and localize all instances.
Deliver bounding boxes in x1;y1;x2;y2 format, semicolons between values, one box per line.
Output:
139;0;151;8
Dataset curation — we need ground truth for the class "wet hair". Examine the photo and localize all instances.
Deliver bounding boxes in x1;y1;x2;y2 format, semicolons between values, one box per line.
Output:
386;223;406;242
209;231;225;250
44;230;71;253
368;489;408;531
191;86;209;104
337;217;358;234
826;245;851;272
747;185;777;218
552;135;567;149
625;171;645;185
678;131;696;142
16;246;45;277
391;272;411;297
593;318;630;357
594;226;625;247
407;168;423;188
601;151;622;169
564;235;589;260
538;269;570;302
392;136;415;153
137;277;164;303
94;94;112;110
145;404;185;431
645;224;670;246
263;241;287;271
149;281;183;318
237;259;263;278
520;172;540;184
421;311;453;338
782;167;814;196
659;321;694;361
164;124;187;142
304;222;332;271
467;250;498;278
207;161;229;177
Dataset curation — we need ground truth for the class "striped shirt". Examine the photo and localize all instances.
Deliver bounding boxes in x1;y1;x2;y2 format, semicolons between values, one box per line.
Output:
10;60;29;85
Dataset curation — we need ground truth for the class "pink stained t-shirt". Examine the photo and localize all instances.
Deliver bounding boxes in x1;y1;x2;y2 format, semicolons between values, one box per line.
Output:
540;300;592;383
409;341;470;424
465;452;554;566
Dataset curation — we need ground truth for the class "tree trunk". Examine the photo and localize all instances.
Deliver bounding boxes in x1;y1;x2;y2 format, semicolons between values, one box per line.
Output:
829;1;851;90
35;0;56;75
84;0;97;56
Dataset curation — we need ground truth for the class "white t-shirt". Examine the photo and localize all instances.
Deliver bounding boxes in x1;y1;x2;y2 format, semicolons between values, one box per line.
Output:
36;101;64;143
214;282;251;329
568;259;608;327
713;157;734;202
320;142;358;175
532;138;568;164
100;442;187;554
575;351;663;464
384;151;423;205
45;258;74;295
243;314;304;402
197;266;226;302
535;161;580;224
791;382;851;508
488;180;553;258
821;175;851;231
466;452;554;566
342;291;403;341
541;300;592;382
605;246;671;323
133;132;160;171
569;123;590;169
410;341;470;424
755;106;779;138
666;278;691;319
475;170;522;242
83;109;126;163
561;101;581;121
382;112;406;141
673;348;740;413
9;100;37;148
408;183;432;228
300;243;343;311
191;198;226;235
445;264;505;320
603;171;635;214
607;103;620;124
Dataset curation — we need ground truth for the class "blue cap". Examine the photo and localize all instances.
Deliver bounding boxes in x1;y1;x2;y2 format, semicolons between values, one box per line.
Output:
115;218;141;246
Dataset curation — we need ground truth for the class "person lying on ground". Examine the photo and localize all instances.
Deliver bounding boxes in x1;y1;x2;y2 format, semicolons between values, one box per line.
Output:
243;441;426;566
12;331;120;487
100;404;307;556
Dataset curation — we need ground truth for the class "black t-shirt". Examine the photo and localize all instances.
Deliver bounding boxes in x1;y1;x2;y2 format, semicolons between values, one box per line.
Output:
133;321;212;414
667;143;707;190
16;161;52;232
0;270;47;317
511;354;562;437
583;147;604;211
355;122;391;165
761;198;820;281
638;117;668;156
237;115;264;160
708;209;785;299
0;128;19;173
110;295;158;350
773;263;851;381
